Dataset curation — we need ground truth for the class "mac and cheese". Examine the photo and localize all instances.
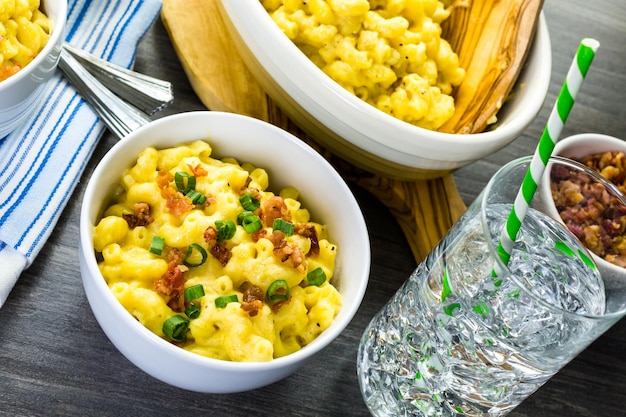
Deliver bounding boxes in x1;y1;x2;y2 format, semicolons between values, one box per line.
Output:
93;140;341;362
261;0;465;130
0;0;51;81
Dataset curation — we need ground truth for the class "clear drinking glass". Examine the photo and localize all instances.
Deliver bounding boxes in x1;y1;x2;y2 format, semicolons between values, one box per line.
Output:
357;156;626;416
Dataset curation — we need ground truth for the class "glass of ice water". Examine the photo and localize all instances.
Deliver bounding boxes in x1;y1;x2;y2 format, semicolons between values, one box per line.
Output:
357;156;626;416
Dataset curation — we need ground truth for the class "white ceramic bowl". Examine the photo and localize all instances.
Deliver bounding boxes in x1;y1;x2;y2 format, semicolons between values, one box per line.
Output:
216;1;552;180
538;133;626;281
0;0;67;138
79;111;370;393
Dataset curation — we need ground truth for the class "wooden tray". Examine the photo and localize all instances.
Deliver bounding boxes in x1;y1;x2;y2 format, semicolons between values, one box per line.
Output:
161;0;467;263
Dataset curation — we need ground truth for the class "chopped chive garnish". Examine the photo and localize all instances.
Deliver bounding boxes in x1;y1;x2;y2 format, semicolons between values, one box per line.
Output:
237;211;263;234
162;315;189;342
185;303;201;319
239;193;260;211
215;294;238;308
237;211;254;225
241;214;263;233
174;171;196;194
307;267;326;286
267;279;290;302
272;218;294;236
149;235;165;255
186;190;207;205
183;243;208;267
215;219;236;242
184;284;205;302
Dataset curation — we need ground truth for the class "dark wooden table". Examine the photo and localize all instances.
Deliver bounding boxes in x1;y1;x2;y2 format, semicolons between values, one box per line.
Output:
1;1;625;416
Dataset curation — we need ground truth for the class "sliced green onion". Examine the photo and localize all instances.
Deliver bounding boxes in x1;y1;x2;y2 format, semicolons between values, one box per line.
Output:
185;303;201;319
215;219;236;242
184;284;205;302
149;235;165;255
162;315;189;342
307;267;326;286
186;190;207;205
183;243;208;267
241;214;263;234
272;218;294;236
215;294;238;308
267;279;290;302
174;171;196;194
237;210;254;225
239;193;260;211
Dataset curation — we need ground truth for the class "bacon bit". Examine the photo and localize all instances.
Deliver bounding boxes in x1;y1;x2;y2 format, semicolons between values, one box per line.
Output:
289;246;306;273
156;170;194;215
203;225;218;242
241;299;263;316
166;247;185;265
266;230;307;272
210;242;232;266
203;226;232;265
262;196;291;227
187;163;208;177
157;170;174;189
122;202;154;228
240;283;265;317
154;248;186;312
295;223;320;256
266;230;285;246
160;183;175;199
251;228;268;242
272;237;291;262
165;190;193;215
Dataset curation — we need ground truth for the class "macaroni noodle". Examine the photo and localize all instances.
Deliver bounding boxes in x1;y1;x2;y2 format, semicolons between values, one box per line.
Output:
0;0;51;81
261;0;465;130
93;140;341;362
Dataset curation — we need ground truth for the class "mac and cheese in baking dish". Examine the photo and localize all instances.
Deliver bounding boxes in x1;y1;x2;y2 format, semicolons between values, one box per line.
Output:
93;140;341;362
261;0;465;130
0;0;51;81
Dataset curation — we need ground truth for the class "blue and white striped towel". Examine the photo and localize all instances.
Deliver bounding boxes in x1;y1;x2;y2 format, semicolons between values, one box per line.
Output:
0;0;162;307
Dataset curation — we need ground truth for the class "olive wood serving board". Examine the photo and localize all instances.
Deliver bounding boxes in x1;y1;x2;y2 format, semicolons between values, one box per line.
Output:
439;0;544;134
161;0;467;264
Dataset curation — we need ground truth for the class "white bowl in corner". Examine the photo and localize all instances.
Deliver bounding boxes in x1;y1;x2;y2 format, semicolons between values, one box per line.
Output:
0;0;67;138
538;133;626;282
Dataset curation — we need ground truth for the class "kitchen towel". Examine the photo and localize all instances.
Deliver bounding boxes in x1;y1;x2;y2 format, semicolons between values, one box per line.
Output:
0;0;162;307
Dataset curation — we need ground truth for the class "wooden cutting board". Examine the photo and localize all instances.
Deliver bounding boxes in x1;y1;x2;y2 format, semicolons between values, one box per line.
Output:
160;0;467;264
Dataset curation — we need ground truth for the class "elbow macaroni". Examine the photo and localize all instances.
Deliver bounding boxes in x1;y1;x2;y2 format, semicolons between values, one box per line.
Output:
93;140;341;362
0;0;51;81
261;0;465;130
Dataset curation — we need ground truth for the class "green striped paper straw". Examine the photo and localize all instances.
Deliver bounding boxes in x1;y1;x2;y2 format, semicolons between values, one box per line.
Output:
496;38;600;272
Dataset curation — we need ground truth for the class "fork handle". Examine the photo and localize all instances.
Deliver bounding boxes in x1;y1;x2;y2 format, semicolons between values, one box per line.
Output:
58;48;152;140
62;43;174;115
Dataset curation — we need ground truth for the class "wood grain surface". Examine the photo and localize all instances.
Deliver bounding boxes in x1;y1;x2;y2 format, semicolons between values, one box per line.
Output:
440;0;544;133
1;1;625;416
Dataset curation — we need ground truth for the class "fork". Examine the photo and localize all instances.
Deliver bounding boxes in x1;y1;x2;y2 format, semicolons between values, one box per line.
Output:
58;48;152;139
62;43;174;116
